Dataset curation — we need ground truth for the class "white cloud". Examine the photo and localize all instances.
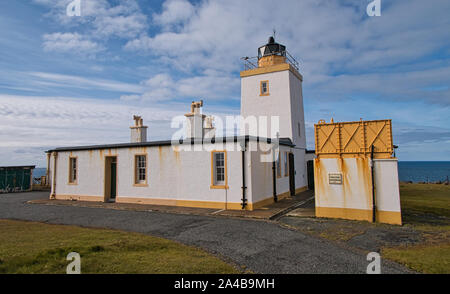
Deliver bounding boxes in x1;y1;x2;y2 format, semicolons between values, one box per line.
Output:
124;0;450;105
0;94;178;166
34;0;149;56
153;0;195;29
119;72;240;102
35;0;450;105
43;32;104;56
0;93;239;166
93;13;147;38
27;71;144;93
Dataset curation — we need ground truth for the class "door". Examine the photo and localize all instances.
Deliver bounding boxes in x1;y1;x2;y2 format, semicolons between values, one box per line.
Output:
289;153;295;196
104;157;117;202
307;160;314;190
110;158;117;199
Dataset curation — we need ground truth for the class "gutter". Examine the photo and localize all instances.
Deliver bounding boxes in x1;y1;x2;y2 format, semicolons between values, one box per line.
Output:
241;139;247;209
272;160;278;203
371;145;376;223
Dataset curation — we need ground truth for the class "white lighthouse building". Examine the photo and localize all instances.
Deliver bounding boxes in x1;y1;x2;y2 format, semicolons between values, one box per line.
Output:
46;37;309;210
241;36;306;148
240;36;307;193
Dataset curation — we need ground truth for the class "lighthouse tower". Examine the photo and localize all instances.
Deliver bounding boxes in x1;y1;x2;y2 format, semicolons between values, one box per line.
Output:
240;37;306;149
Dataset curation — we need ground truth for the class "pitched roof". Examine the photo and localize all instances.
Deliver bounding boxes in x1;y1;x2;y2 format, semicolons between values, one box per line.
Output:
46;136;295;153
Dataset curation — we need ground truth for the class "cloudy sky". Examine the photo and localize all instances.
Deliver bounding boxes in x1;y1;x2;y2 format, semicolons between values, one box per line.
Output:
0;0;449;167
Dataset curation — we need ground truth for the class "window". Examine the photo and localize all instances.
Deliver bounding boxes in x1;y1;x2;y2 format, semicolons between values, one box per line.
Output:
298;122;301;137
69;157;77;184
135;155;147;185
260;80;269;96
284;152;289;177
211;151;227;189
276;151;282;178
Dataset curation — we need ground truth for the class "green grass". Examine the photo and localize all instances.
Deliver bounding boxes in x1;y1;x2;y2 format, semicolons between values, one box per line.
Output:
381;183;450;273
399;183;450;218
0;220;240;274
383;243;450;274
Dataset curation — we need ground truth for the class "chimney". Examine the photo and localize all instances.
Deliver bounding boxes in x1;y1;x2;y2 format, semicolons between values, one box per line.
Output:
185;100;204;139
130;115;148;143
184;100;215;139
203;115;216;139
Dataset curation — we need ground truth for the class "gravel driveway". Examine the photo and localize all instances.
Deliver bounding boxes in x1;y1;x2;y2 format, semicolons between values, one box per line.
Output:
0;192;410;274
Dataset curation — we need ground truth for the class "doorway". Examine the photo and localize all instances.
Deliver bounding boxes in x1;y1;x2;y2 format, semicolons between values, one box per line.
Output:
307;160;315;190
104;156;117;202
289;153;295;196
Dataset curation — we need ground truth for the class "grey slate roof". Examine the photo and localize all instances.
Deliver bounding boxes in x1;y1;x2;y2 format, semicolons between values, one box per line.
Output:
46;136;295;153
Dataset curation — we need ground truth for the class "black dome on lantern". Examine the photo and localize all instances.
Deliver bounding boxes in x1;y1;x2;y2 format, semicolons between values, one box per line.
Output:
258;36;286;59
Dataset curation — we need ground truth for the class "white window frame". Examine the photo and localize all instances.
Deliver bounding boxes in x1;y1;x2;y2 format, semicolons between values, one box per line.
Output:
211;151;227;189
134;154;147;186
68;157;77;184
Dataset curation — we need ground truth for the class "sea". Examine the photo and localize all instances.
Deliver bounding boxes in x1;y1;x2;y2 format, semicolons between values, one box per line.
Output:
397;161;450;183
32;162;450;184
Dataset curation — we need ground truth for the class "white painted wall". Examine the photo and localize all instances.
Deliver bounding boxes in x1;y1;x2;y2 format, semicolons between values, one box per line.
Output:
51;143;245;205
49;138;307;208
241;70;292;139
293;148;307;189
373;159;401;213
314;157;401;213
241;69;305;148
288;70;306;148
248;141;306;204
314;157;373;210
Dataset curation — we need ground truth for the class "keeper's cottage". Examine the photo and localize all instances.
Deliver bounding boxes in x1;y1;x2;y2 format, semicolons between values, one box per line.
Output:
46;37;309;210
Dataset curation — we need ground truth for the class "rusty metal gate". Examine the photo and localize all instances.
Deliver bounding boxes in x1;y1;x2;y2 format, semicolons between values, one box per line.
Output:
314;119;394;159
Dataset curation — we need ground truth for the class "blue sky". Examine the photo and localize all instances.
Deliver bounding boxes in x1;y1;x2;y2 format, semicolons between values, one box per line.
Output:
0;0;449;167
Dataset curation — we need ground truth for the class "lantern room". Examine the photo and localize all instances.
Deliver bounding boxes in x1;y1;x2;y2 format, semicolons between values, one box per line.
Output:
257;36;287;68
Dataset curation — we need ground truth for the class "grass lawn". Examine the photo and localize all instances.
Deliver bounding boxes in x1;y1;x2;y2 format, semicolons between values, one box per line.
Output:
399;183;450;220
380;183;450;274
382;243;450;274
0;220;241;274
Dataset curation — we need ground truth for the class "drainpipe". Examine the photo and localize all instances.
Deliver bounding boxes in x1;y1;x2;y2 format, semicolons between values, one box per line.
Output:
50;152;58;199
371;145;376;223
272;157;278;203
241;140;247;209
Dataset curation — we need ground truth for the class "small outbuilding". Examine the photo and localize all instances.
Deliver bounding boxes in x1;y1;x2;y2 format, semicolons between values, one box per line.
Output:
0;166;35;193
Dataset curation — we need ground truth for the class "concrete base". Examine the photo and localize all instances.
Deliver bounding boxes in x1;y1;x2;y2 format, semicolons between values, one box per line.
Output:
315;207;402;225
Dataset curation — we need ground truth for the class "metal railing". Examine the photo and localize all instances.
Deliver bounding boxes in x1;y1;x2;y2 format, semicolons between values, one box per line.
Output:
241;50;300;71
241;56;258;70
285;51;300;71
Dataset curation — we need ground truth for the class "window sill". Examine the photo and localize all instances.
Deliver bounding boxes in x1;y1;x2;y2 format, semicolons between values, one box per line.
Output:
260;93;270;96
67;182;78;185
210;185;229;190
133;183;148;187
